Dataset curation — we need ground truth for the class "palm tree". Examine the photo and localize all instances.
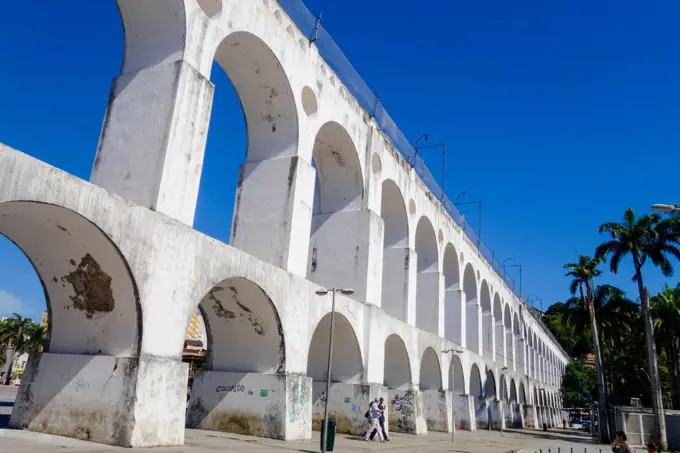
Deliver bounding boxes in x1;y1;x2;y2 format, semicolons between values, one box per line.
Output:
0;313;42;385
564;254;610;443
595;207;680;450
651;284;680;409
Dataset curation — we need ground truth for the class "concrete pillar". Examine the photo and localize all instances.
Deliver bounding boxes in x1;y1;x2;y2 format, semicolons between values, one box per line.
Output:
387;385;427;435
187;371;313;440
512;402;524;428
445;289;465;346
523;404;537;429
10;352;188;447
437;275;446;339
405;248;418;326
482;313;494;359
232;156;316;277
453;394;476;431
494;321;504;364
474;397;490;430
381;245;411;320
506;330;515;370
307;382;387;435
466;303;482;355
92;60;213;226
308;209;383;304
422;389;452;433
489;400;504;430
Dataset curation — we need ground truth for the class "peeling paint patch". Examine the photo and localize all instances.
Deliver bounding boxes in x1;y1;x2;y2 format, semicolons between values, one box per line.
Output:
209;288;235;319
62;253;114;319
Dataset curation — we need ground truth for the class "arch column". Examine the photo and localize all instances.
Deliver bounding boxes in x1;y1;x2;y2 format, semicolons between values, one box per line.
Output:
92;2;213;226
494;321;504;364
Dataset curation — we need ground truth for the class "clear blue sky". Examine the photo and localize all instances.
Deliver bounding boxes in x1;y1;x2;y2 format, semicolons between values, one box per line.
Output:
1;0;679;322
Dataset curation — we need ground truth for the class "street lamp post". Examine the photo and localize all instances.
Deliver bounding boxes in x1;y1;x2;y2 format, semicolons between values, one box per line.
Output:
442;348;464;444
501;258;522;297
500;366;508;436
453;192;482;245
412;134;448;201
315;287;354;453
651;203;680;213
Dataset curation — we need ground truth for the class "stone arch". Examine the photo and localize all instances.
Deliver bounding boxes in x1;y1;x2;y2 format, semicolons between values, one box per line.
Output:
307;121;367;298
380;180;409;321
463;264;479;354
485;369;497;399
307;312;363;383
450;354;465;393
469;363;483;397
510;379;518;402
480;281;492;359
420;347;442;390
415;216;439;334
0;201;141;357
503;304;513;368
213;31;299;164
384;334;412;389
443;243;462;344
499;374;509;402
493;294;504;363
199;277;284;373
311;121;364;214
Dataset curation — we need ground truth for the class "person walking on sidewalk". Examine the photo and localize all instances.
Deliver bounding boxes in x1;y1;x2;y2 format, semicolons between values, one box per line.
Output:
611;431;636;453
369;397;389;441
364;399;384;442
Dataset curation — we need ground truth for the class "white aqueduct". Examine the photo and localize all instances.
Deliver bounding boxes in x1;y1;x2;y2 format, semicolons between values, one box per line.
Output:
1;0;568;447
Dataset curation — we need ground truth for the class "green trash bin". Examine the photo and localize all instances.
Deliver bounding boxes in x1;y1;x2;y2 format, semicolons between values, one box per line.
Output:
320;418;337;452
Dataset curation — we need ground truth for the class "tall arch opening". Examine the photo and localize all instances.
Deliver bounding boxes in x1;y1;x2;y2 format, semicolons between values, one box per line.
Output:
420;347;447;432
414;217;439;334
420;347;442;391
443;243;461;344
519;383;527;404
470;363;483;397
510;379;518;402
380;180;409;321
384;334;416;434
514;313;522;373
450;354;465;394
307;312;364;433
200;31;300;270
463;264;479;354
307;121;367;301
485;370;497;400
503;304;513;368
480;281;492;359
493;294;503;363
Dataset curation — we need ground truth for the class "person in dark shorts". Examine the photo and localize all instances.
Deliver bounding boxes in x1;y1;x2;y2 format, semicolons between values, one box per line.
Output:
369;397;389;441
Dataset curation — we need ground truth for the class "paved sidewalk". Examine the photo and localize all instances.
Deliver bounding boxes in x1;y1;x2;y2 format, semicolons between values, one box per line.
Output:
0;386;606;453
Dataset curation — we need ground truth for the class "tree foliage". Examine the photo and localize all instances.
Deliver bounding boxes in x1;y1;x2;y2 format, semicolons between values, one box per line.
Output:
561;361;597;407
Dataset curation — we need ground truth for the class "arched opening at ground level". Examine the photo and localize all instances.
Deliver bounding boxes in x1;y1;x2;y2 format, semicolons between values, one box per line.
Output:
380;180;409;322
0;201;149;445
450;354;465;394
186;277;288;436
307;312;364;433
0;202;140;357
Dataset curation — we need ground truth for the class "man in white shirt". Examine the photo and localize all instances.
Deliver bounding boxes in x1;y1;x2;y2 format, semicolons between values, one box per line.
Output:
364;399;384;442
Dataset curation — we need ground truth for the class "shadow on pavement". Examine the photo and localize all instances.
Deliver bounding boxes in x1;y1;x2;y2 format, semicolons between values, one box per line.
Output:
0;414;9;429
505;428;600;445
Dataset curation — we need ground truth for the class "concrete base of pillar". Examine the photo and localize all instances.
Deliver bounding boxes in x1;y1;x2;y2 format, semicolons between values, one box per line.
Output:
489;400;504;430
523;404;537;429
422;389;451;433
187;371;312;440
387;386;427;435
10;352;188;447
511;402;524;428
311;382;386;436
474;396;490;430
453;394;476;431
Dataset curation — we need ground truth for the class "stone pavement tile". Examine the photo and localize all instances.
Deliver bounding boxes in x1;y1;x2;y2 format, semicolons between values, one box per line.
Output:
0;426;607;453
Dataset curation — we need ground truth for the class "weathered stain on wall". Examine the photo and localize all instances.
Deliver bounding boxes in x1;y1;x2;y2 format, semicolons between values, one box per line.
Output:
62;253;114;319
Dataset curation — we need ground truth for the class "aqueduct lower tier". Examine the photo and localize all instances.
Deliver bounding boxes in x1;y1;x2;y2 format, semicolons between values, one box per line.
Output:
2;146;563;447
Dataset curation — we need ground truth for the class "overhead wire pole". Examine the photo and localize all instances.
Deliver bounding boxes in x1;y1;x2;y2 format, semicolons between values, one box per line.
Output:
453;192;482;245
310;11;322;44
